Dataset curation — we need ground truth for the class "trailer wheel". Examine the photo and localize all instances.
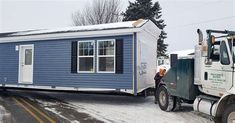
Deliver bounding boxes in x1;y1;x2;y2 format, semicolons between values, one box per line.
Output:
222;103;235;123
157;85;175;112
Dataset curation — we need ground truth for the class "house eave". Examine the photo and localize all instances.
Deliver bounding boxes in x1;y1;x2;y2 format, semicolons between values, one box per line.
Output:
0;28;142;43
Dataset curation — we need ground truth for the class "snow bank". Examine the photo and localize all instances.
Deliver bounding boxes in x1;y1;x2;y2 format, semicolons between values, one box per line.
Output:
0;104;11;122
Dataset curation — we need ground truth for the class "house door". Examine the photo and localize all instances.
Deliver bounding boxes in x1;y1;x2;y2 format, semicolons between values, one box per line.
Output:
19;44;34;84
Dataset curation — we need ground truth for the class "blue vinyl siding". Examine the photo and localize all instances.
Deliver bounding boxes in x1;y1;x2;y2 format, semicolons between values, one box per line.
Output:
0;35;134;89
0;43;19;84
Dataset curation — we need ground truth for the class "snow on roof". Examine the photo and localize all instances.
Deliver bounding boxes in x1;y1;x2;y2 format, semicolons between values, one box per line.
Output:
1;19;148;37
171;49;194;57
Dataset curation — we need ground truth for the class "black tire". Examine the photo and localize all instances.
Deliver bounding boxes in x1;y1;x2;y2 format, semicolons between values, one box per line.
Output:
157;85;175;112
222;103;235;123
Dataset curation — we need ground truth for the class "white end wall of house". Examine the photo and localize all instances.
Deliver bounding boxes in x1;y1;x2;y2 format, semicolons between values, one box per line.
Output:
136;21;160;92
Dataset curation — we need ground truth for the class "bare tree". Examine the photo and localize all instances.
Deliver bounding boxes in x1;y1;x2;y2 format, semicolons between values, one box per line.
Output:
72;0;122;26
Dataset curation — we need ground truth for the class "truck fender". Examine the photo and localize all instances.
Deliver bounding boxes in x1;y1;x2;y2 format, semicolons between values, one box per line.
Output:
214;93;235;117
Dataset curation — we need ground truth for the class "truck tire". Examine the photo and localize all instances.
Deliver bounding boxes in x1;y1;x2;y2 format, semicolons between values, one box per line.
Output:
222;103;235;123
157;85;175;112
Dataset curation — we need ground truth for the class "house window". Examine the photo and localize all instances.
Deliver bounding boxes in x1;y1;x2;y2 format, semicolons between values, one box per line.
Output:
25;49;32;65
97;40;115;73
78;41;95;72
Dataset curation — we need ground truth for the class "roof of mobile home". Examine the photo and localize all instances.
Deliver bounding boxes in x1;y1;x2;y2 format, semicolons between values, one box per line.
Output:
0;19;160;43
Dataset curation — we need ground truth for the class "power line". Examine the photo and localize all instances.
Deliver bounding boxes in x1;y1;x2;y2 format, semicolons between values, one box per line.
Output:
160;0;226;14
167;16;235;29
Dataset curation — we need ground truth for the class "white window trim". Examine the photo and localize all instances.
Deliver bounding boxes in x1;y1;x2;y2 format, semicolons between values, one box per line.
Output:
97;39;116;73
77;40;95;73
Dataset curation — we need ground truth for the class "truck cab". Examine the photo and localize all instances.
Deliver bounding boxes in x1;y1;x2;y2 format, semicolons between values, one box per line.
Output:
156;29;235;123
199;32;235;97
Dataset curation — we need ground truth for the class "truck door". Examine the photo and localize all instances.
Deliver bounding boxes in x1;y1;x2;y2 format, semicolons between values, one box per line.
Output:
203;40;233;96
219;40;233;90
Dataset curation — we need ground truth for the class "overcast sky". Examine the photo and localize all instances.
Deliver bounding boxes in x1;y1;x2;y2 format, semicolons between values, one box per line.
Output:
0;0;235;52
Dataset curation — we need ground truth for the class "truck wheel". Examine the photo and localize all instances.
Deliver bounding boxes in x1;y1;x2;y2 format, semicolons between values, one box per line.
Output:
157;85;175;112
222;103;235;123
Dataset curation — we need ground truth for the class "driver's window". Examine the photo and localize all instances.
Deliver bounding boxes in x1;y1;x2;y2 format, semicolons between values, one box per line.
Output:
210;43;220;61
220;41;230;65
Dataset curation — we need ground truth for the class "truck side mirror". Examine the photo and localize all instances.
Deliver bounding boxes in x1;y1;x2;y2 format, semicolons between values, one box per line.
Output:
170;54;178;67
205;58;212;65
210;35;215;45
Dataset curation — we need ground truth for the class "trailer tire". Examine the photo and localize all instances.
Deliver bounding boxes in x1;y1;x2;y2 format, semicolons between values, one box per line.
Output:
157;85;175;112
222;103;235;123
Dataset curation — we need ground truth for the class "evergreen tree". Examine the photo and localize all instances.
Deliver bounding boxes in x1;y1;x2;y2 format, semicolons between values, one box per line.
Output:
122;0;168;57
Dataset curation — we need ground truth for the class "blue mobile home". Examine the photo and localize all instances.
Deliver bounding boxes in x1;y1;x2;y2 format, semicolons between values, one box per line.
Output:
0;19;160;95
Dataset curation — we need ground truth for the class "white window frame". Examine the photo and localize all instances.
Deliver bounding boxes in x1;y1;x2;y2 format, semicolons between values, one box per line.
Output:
77;40;95;73
97;39;116;73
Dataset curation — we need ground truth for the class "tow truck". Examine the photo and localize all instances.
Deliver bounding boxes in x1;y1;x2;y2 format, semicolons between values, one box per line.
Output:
157;29;235;123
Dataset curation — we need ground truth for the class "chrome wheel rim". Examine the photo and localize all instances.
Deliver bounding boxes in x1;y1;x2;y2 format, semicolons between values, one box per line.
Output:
159;91;167;106
228;111;235;123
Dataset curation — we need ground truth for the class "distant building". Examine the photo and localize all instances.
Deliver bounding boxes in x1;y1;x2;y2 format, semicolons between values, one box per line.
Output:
157;49;194;72
171;49;194;59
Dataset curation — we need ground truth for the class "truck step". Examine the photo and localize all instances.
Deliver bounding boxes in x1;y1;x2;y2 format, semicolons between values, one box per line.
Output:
197;95;219;102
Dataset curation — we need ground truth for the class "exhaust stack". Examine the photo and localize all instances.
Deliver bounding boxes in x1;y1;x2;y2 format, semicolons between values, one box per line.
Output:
197;29;203;45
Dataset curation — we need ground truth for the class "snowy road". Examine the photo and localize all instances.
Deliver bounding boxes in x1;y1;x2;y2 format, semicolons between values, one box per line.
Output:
0;89;214;123
43;91;214;123
0;89;103;123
